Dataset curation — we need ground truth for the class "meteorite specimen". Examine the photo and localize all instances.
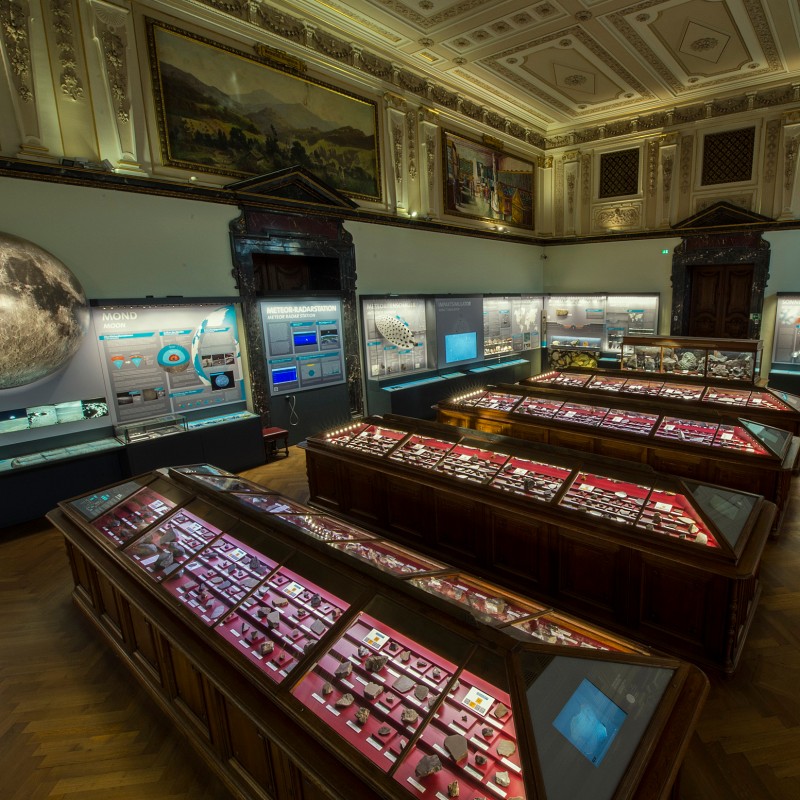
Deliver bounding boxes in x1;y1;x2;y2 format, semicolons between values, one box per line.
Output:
401;707;418;724
400;650;411;663
358;645;369;658
497;739;516;758
393;675;415;693
310;619;326;636
493;702;509;720
266;611;281;629
482;727;494;738
335;660;353;678
322;682;333;696
259;641;274;656
414;684;429;702
309;593;322;608
414;754;442;779
443;733;468;762
364;682;383;700
272;596;288;608
377;725;391;736
495;771;510;787
475;753;487;766
364;654;389;672
335;693;354;708
447;781;459;798
432;668;441;680
355;707;370;726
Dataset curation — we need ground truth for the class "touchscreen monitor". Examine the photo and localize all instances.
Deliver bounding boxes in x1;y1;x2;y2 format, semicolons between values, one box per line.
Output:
445;331;478;363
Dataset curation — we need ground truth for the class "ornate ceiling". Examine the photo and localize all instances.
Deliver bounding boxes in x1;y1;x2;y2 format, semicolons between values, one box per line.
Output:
281;0;800;134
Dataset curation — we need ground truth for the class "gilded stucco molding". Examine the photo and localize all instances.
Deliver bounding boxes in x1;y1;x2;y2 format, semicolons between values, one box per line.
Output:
50;0;83;100
566;170;576;217
594;202;640;230
647;139;658;197
581;153;591;204
391;119;404;185
406;111;417;181
554;158;564;236
0;0;33;102
784;134;799;192
662;152;674;203
425;131;436;188
695;194;753;213
764;119;780;184
91;2;130;123
680;135;693;194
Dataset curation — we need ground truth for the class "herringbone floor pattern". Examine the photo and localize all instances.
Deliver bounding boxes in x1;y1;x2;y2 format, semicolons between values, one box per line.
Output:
1;445;798;799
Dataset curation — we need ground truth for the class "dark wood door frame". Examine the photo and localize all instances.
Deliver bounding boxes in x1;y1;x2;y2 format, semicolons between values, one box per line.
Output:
670;233;770;339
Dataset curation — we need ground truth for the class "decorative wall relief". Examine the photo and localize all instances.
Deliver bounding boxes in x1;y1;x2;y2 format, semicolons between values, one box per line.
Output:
50;0;83;101
593;202;641;231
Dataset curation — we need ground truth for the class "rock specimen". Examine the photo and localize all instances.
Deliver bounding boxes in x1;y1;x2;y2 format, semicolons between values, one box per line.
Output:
355;707;370;725
358;645;369;658
272;596;288;607
310;619;326;636
414;684;429;701
432;668;441;680
482;727;494;738
475;753;487;766
266;611;281;629
335;693;354;708
497;739;516;758
443;734;468;762
309;593;322;608
447;780;459;797
493;703;509;720
364;654;389;672
364;682;383;700
322;682;333;696
377;725;391;736
335;660;353;678
401;707;418;724
495;771;510;787
414;754;442;779
393;675;415;693
259;641;274;656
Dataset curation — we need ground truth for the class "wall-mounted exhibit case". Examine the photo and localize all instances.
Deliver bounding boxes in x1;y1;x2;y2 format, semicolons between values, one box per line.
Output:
769;293;800;393
521;371;800;435
361;294;542;418
48;463;708;800
0;299;262;526
304;416;775;673
434;385;800;536
620;336;763;384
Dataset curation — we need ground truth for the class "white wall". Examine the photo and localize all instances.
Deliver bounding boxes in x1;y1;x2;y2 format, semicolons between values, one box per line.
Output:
0;176;239;298
347;221;544;295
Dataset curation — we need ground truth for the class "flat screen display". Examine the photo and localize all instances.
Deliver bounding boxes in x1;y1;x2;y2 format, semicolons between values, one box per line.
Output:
552;679;627;766
272;366;298;385
293;331;318;347
445;331;478;364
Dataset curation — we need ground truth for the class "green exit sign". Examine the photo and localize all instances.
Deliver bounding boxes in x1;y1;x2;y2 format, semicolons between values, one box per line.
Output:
661;249;670;254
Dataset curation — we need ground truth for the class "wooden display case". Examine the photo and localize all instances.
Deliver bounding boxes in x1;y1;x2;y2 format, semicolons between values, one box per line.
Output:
49;463;708;800
520;369;800;434
304;416;776;674
434;384;800;536
620;335;763;383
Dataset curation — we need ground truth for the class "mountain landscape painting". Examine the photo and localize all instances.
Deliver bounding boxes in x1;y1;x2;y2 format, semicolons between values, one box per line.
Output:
148;22;381;200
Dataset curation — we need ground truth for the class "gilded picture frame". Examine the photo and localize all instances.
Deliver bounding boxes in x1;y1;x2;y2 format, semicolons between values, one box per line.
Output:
146;20;382;201
442;130;534;229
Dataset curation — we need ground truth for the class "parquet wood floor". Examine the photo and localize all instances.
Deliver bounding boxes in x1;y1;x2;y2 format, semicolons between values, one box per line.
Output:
1;446;798;799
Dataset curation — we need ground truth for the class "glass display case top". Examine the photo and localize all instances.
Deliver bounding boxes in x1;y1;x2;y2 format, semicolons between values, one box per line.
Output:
701;386;752;406
186;410;257;429
549;371;593;388
410;574;545;627
291;609;462;774
711;424;770;457
559;472;650;527
329;540;446;577
748;389;800;411
185;474;271;494
600;409;659;436
474;391;524;413
91;485;178;545
393;655;526;800
588;375;627;392
686;483;758;549
214;564;349;684
526;655;673;800
433;443;509;484
114;413;187;444
389;434;456;469
124;505;224;581
512;612;643;653
230;494;309;515
161;533;278;626
489;456;572;503
276;513;378;543
620;378;664;397
70;479;145;520
637;489;718;548
514;394;565;419
657;382;705;401
343;424;408;457
171;464;234;477
554;401;609;427
321;421;370;446
654;416;719;447
739;419;793;456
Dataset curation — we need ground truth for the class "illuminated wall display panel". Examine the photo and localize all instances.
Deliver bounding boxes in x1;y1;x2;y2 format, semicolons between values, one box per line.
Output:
483;295;542;356
93;303;244;425
435;296;485;370
362;297;431;380
261;299;345;396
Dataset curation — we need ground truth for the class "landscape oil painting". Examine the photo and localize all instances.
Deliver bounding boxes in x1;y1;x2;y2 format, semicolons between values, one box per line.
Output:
147;21;381;200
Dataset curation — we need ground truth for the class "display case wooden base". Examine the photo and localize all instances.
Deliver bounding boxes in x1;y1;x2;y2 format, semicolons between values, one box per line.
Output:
305;416;775;674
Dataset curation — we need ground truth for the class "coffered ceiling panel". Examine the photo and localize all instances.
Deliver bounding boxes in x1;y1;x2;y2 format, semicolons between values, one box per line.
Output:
273;1;800;131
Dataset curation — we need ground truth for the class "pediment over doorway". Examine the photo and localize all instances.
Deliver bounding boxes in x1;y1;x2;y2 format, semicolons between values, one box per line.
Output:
672;201;774;231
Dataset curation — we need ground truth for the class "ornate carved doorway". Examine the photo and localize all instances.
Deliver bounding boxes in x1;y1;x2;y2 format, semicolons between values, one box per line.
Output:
670;202;772;340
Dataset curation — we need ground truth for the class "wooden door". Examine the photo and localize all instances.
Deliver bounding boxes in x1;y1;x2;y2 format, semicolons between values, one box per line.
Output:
688;263;754;338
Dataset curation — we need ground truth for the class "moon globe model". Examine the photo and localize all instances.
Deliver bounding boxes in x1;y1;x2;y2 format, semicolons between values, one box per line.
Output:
0;232;90;390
